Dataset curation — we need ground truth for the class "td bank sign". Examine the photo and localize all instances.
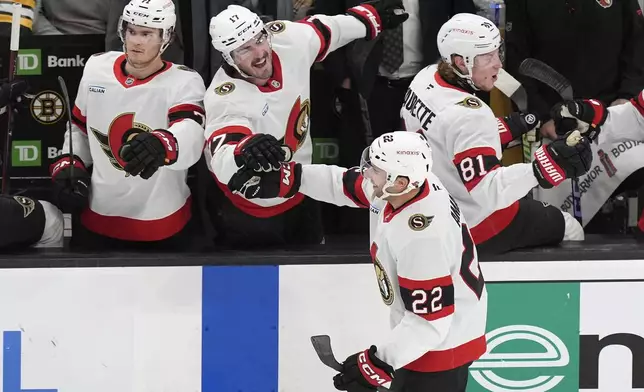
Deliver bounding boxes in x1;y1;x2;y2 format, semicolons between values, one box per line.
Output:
17;49;86;75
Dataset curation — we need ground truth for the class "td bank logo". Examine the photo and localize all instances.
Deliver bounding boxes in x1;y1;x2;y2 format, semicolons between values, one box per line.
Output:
12;141;41;167
471;325;570;392
17;49;41;75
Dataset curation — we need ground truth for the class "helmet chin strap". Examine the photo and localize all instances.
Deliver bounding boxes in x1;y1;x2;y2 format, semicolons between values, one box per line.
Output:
370;176;418;201
449;63;480;91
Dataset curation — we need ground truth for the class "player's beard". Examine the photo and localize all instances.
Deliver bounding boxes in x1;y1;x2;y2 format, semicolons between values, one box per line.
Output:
242;52;272;80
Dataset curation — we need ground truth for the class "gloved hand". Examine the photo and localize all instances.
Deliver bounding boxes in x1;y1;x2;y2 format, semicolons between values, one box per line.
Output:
532;130;593;189
550;99;607;141
227;161;301;199
498;111;540;147
118;129;178;180
347;0;409;40
50;154;91;213
234;133;287;172
0;78;28;108
333;346;394;391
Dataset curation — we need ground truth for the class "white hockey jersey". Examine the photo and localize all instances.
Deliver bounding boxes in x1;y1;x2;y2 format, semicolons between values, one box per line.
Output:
60;51;206;241
401;64;538;244
598;89;644;145
299;164;487;372
204;15;367;217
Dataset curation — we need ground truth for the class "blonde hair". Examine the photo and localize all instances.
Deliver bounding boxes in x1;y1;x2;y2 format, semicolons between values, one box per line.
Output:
437;60;460;84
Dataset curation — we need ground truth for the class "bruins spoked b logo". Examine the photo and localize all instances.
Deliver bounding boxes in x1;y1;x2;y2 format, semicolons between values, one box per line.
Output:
31;90;65;124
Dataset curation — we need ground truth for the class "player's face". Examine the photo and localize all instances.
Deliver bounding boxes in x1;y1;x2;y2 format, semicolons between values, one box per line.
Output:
363;164;389;198
232;31;272;80
471;49;503;92
124;24;163;67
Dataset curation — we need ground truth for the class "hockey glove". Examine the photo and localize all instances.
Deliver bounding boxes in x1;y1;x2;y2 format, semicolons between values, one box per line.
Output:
532;130;593;189
234;133;286;172
498;111;540;148
0;78;28;108
227;161;301;199
119;129;179;180
347;0;408;40
333;346;394;391
551;99;607;141
50;154;91;213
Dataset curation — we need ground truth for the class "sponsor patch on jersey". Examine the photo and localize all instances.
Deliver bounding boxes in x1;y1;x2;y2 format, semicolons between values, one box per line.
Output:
30;90;64;125
456;97;482;109
89;85;106;94
408;213;434;231
373;257;394;306
13;195;35;218
267;21;286;34
177;65;197;73
215;82;235;96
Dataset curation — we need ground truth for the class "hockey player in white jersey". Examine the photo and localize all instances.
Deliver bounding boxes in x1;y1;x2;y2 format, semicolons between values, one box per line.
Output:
400;13;593;255
204;1;408;247
49;0;206;250
228;132;486;391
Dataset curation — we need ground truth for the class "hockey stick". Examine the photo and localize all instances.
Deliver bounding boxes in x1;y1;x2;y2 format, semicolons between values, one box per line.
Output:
518;58;582;224
57;76;74;181
1;3;22;195
494;69;535;167
310;335;390;392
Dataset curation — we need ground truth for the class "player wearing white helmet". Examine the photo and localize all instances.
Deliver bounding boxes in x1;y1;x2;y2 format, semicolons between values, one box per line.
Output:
228;131;487;391
49;0;207;250
397;13;594;255
203;1;408;248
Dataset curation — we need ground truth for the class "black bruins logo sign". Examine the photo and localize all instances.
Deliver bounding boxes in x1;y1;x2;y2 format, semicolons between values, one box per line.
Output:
408;214;434;231
456;97;482;109
215;82;235;96
31;90;64;125
373;257;394;306
267;21;286;34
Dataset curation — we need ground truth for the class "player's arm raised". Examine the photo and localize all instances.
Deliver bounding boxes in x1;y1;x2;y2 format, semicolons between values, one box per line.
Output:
298;0;408;64
118;70;206;179
226;162;373;207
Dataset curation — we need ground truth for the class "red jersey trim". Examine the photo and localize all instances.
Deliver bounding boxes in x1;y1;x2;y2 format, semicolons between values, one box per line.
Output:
383;182;430;223
213;174;305;218
632;91;644;117
297;19;332;62
80;197;192;241
399;275;453;291
497;118;513;145
470;200;520;244
113;54;173;89
434;72;468;93
72;105;87;134
403;335;487;372
257;51;284;93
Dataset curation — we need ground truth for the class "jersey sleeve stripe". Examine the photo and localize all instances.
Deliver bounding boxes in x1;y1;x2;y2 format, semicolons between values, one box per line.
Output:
298;18;332;62
342;169;370;208
632;91;644;117
207;125;252;155
71;105;87;134
453;146;497;164
399;275;455;321
169;103;205;115
168;104;206;127
453;146;501;192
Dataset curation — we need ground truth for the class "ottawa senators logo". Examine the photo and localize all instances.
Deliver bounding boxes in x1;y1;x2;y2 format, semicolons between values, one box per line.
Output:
266;21;286;34
596;0;612;8
90;112;152;171
408;214;434;231
281;97;310;154
456;97;482;109
13;195;35;218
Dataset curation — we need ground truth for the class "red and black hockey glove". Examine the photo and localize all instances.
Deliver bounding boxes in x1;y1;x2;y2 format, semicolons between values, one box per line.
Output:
50;154;91;213
234;133;286;172
347;0;408;40
532;131;593;189
551;99;607;142
119;129;178;180
333;346;394;392
227;161;301;199
498;111;540;148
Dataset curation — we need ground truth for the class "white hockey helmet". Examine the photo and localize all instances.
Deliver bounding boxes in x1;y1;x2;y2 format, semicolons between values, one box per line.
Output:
209;5;267;71
118;0;177;54
360;132;433;199
437;13;502;86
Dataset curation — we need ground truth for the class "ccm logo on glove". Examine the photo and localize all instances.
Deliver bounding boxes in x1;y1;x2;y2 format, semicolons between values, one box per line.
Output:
358;351;392;386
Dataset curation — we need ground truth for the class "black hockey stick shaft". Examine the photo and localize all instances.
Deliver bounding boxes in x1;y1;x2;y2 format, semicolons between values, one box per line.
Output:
310;335;390;392
1;3;22;195
518;58;582;224
57;76;74;181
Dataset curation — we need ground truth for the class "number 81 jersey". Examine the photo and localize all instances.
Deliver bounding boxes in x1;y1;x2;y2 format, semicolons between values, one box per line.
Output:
368;175;487;373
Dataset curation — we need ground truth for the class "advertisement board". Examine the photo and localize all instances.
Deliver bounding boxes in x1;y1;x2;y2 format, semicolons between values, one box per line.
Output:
0;263;642;391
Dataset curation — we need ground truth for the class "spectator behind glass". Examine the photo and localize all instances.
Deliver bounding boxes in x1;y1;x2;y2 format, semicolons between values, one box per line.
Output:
33;0;184;64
